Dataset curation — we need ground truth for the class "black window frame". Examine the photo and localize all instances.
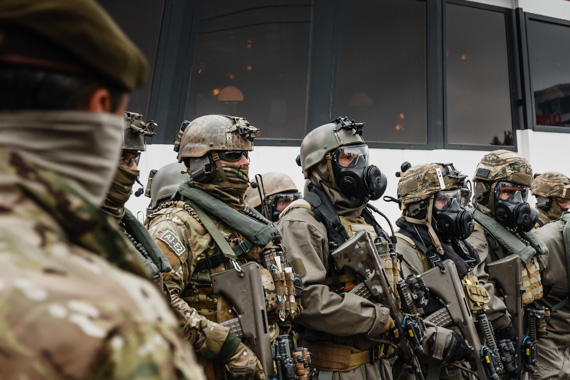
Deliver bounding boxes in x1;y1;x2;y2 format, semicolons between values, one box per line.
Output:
522;12;570;134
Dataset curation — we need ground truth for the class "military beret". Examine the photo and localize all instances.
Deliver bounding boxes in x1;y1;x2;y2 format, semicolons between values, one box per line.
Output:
0;0;148;91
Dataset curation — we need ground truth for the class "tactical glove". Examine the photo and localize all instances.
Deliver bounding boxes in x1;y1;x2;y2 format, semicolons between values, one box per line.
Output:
380;316;400;341
443;332;475;367
225;342;266;380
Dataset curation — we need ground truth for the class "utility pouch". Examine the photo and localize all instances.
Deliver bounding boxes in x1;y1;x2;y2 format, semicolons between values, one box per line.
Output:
462;272;490;311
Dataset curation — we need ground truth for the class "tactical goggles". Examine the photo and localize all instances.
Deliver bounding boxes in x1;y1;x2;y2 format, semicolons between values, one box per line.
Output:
218;150;249;162
495;181;528;201
120;151;141;167
434;189;463;211
273;191;302;211
333;144;369;168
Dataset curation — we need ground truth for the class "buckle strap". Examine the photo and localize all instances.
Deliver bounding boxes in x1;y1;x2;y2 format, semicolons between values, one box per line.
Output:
195;241;253;272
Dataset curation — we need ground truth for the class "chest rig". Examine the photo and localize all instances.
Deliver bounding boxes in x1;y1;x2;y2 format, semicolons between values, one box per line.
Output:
304;184;401;292
175;183;302;324
473;209;548;305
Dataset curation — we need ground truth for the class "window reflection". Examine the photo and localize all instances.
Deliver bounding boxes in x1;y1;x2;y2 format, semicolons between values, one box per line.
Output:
446;4;513;146
334;0;427;144
185;1;312;140
528;19;570;128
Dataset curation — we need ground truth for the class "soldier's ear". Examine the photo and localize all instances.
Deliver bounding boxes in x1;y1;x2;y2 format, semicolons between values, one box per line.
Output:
85;88;129;116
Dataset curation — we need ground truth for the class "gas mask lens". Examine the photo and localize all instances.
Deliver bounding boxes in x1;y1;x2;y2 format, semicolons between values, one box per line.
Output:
495;181;528;201
334;144;369;168
434;190;462;211
273;191;302;212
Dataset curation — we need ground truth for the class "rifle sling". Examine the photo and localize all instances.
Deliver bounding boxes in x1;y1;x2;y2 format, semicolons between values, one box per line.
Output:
553;212;570;312
183;198;252;271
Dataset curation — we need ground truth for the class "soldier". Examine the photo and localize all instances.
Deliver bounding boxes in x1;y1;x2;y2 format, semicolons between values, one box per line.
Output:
278;117;471;380
146;115;304;379
395;162;510;379
100;111;172;287
531;172;570;227
144;161;189;215
245;171;302;222
532;211;570;378
467;149;548;376
0;0;204;379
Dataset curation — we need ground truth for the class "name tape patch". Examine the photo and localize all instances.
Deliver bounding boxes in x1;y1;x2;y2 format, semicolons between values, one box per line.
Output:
159;230;186;257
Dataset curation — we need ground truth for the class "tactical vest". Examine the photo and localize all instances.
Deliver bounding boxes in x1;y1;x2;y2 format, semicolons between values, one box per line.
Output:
473;209;547;305
552;212;570;312
174;184;301;324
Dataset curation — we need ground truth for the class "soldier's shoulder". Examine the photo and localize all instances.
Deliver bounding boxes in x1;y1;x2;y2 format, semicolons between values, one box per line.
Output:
279;199;313;221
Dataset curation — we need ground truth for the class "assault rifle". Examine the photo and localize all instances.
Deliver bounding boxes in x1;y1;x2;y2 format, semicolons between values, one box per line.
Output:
422;259;495;380
331;230;425;380
211;262;274;377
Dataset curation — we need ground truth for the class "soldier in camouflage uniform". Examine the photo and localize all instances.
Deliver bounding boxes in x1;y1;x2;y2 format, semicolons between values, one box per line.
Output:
0;0;204;379
100;111;172;288
395;162;510;379
145;161;189;215
466;150;548;377
531;172;570;227
245;172;301;222
278;117;469;380
147;115;303;379
531;212;570;378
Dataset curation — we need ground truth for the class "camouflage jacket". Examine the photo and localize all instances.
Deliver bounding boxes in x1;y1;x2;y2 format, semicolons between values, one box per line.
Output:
146;199;277;360
0;149;204;380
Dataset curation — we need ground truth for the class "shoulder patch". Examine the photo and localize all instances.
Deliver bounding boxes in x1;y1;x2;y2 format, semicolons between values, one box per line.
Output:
159;230;186;256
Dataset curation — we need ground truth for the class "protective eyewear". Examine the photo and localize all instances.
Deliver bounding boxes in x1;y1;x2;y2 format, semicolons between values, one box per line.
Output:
274;192;302;211
120;151;141;167
218;151;249;162
460;188;472;208
433;189;462;211
333;144;369;168
495;181;528;201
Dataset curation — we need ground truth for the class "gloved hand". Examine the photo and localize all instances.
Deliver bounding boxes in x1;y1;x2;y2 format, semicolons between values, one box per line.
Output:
225;342;266;380
380;316;400;341
443;332;475;367
495;321;517;343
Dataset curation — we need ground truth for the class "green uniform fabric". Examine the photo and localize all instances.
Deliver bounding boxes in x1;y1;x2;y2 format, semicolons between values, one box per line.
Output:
533;219;570;379
0;148;204;379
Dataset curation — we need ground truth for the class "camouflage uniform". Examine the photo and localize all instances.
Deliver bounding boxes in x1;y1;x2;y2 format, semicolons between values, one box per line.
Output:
0;128;203;380
532;215;570;379
278;118;457;380
395;162;504;379
147;115;298;379
531;172;570;227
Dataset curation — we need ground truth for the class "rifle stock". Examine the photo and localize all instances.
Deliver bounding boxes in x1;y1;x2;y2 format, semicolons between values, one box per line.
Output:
331;230;425;380
422;259;489;380
487;254;524;374
211;262;274;377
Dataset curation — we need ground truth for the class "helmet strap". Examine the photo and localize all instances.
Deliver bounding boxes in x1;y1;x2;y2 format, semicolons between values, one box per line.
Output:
402;199;444;255
325;152;340;191
212;152;231;187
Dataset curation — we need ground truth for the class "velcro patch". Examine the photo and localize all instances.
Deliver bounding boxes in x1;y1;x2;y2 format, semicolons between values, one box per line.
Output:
476;168;490;179
159;230;186;256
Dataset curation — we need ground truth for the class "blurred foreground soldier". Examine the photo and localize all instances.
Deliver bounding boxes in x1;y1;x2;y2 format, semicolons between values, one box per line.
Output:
532;211;570;378
395;162;509;379
531;172;570;227
245;171;302;222
100;111;172;287
278;117;465;380
146;115;305;379
467;150;549;377
0;1;203;379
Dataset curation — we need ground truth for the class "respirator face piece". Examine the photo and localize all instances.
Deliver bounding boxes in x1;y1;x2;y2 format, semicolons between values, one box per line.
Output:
432;189;474;240
494;181;538;232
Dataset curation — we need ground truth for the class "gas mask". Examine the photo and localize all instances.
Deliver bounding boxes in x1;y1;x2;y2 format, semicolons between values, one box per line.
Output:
271;191;302;221
331;144;387;202
432;189;474;240
494;181;538;232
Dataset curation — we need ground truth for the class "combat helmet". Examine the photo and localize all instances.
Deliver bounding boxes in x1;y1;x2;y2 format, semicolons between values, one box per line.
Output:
145;162;189;210
531;172;570;221
298;116;364;178
123;111;157;152
245;172;301;221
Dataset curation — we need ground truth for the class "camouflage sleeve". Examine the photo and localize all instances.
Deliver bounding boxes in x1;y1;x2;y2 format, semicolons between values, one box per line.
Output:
93;321;206;380
278;208;391;339
467;226;511;329
147;212;232;359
